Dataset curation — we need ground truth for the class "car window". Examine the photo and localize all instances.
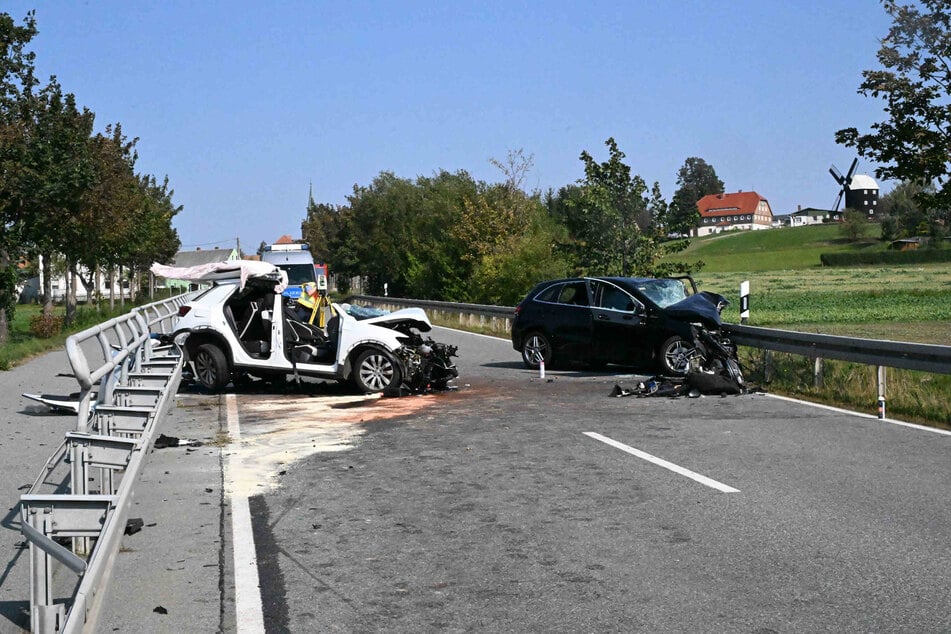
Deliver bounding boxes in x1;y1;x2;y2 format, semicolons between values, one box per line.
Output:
534;283;562;303
557;282;589;306
635;279;688;308
590;280;641;312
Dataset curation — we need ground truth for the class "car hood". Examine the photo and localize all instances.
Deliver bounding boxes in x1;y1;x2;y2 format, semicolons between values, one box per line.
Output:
361;307;433;332
663;291;728;327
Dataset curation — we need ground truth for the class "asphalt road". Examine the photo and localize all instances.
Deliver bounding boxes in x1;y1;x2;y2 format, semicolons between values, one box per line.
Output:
2;328;951;632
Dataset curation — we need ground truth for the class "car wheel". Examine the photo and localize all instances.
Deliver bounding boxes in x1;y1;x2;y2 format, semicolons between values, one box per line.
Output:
659;336;693;376
194;343;230;391
352;349;401;393
521;332;552;370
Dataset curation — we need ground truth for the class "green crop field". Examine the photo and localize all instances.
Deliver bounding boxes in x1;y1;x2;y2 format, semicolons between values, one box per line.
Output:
663;224;951;427
669;225;951;337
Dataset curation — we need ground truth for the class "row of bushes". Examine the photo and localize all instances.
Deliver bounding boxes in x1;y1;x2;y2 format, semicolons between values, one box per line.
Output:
820;248;951;267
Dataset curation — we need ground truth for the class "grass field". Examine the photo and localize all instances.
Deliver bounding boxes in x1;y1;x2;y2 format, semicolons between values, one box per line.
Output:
673;222;884;271
665;223;951;426
0;303;135;370
698;266;951;329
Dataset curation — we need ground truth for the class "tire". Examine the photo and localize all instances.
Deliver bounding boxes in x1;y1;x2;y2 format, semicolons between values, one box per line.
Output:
521;332;552;370
352;349;402;393
193;343;230;391
659;336;693;376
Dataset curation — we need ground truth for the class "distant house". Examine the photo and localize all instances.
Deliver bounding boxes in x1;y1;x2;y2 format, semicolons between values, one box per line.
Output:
783;207;842;227
161;247;239;291
694;191;773;237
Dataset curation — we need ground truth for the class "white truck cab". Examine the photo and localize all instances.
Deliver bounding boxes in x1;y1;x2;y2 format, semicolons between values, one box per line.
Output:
261;242;317;300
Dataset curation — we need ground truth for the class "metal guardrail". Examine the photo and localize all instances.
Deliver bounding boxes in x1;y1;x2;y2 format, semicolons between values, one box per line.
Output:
18;291;197;633
348;295;515;332
351;294;951;378
721;323;951;375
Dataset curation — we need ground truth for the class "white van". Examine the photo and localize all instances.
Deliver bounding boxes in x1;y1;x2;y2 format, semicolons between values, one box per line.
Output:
261;243;316;299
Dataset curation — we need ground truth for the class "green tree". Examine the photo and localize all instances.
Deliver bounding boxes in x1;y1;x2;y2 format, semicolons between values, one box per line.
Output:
878;179;929;239
567;138;698;277
24;79;97;319
835;0;951;215
668;157;724;236
840;208;869;242
568;138;649;275
0;10;38;341
300;196;344;265
463;150;570;302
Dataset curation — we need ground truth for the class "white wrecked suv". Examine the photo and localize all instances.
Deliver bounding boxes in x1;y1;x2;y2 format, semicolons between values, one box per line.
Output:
154;261;457;394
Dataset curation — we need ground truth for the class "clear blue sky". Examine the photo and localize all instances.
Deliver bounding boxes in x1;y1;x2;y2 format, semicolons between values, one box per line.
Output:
7;1;894;253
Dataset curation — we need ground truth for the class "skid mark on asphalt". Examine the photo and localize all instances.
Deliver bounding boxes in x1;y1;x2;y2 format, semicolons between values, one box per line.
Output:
225;393;441;496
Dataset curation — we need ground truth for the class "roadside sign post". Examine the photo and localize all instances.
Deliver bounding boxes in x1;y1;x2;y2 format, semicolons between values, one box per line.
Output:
740;280;750;324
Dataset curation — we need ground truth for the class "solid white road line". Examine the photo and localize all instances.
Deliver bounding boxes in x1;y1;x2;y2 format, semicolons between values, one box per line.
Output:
584;431;740;493
226;394;266;633
765;393;951;437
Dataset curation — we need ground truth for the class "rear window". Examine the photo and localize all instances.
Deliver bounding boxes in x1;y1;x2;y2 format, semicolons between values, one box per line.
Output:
533;280;589;306
534;283;562;303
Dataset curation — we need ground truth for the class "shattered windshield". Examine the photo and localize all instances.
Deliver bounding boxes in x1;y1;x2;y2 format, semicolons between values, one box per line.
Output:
634;279;689;308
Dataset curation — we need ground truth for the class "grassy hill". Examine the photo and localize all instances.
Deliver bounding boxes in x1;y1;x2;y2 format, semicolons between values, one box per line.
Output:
669;222;885;272
660;222;951;330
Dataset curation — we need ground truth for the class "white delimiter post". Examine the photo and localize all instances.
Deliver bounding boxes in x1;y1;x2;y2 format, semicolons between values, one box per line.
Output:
740;280;750;324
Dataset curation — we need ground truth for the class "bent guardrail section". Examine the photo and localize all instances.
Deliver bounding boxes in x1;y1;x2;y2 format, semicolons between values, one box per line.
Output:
18;292;196;634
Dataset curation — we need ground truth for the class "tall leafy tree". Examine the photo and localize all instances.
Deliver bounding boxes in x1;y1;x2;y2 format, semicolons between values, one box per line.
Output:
24;79;96;318
0;10;38;341
301;195;344;265
564;138;700;277
568;138;649;275
668;157;724;235
835;0;951;215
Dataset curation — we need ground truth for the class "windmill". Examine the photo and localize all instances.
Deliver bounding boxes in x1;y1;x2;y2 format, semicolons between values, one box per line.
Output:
829;158;858;212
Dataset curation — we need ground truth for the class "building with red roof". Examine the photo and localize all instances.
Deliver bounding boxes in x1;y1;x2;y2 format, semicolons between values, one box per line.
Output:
694;191;773;237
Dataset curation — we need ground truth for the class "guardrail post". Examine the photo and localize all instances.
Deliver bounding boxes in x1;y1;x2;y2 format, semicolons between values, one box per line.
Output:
763;350;774;383
877;365;887;419
813;356;824;388
27;508;62;632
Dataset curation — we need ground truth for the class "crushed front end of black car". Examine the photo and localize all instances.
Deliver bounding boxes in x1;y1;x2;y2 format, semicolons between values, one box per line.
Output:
663;292;745;393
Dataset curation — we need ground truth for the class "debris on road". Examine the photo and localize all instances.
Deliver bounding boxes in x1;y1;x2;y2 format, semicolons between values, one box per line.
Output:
125;518;144;535
153;434;202;449
21;392;84;414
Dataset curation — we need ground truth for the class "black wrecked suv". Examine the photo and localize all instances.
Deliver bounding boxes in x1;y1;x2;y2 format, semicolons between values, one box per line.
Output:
511;276;729;375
